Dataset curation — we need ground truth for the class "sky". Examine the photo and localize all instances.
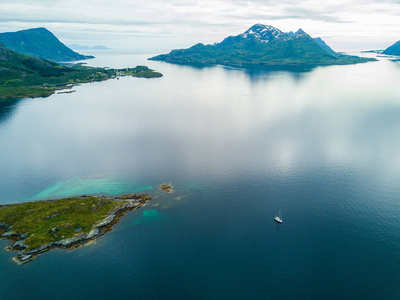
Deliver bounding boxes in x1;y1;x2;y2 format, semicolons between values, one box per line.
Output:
0;0;400;51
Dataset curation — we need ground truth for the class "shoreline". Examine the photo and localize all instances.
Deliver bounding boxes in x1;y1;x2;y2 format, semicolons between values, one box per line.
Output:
0;193;152;264
0;65;163;101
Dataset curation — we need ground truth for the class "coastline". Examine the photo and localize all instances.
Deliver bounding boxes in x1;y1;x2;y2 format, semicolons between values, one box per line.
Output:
0;65;163;101
148;56;377;69
0;193;152;264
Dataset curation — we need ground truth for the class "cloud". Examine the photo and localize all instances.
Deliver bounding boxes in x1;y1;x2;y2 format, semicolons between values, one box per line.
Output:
0;0;399;50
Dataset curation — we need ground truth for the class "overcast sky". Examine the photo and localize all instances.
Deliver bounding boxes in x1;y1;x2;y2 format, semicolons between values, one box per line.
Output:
0;0;399;51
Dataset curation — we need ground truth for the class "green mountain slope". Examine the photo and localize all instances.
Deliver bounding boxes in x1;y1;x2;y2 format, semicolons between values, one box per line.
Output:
0;42;71;83
382;40;400;56
0;27;93;62
150;24;375;66
313;37;340;57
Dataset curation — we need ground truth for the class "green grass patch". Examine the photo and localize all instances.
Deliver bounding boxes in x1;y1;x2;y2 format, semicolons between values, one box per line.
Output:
0;197;123;250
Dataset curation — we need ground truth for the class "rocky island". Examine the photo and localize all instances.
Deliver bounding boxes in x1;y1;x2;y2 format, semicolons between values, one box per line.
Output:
0;193;152;264
160;182;173;193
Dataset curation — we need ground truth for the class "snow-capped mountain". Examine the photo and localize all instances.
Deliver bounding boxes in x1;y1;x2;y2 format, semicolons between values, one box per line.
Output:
241;24;285;42
241;24;307;42
216;24;308;47
150;23;374;66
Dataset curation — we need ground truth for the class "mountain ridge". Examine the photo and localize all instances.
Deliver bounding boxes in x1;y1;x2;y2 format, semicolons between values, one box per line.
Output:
0;28;93;62
150;24;375;66
0;41;69;80
382;40;400;56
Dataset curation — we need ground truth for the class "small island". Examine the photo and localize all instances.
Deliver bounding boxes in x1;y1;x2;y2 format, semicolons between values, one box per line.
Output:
0;193;152;264
160;182;173;193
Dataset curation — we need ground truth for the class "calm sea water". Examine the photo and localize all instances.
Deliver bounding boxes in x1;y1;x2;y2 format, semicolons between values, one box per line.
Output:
1;51;400;299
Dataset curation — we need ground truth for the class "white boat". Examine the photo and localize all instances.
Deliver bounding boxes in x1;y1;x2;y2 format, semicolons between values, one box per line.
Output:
274;211;283;223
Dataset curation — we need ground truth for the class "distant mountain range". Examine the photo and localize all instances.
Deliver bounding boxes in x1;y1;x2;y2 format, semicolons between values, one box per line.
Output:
150;24;375;66
382;40;400;56
0;28;93;62
68;44;111;51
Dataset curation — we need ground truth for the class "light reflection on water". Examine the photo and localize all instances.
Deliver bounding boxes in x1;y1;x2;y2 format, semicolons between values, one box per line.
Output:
1;52;400;299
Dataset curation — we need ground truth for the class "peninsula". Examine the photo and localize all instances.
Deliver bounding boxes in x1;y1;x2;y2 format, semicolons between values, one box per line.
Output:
149;24;376;67
0;193;152;264
0;42;162;100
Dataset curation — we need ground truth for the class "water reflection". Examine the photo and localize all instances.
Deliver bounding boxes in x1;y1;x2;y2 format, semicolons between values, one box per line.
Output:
2;52;400;299
0;53;400;203
228;64;316;81
0;98;22;124
152;59;314;82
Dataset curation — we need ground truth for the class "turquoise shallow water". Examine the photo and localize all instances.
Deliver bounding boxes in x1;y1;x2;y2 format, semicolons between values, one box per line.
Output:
1;52;400;299
30;176;153;200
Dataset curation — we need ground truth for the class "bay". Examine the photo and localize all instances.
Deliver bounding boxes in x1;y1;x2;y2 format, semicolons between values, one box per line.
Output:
1;51;400;299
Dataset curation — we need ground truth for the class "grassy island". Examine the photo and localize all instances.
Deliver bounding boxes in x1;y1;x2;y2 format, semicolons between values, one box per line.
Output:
0;193;152;264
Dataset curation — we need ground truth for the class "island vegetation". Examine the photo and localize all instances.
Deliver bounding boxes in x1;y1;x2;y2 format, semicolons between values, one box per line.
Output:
0;193;152;264
0;42;162;100
150;24;376;67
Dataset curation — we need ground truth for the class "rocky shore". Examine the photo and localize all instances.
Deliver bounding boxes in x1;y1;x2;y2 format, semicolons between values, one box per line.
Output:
0;193;152;264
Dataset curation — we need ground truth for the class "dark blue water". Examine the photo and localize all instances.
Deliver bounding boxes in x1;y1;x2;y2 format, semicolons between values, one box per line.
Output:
1;52;400;299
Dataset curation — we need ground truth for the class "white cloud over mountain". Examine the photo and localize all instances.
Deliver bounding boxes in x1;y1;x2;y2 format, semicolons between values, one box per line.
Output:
0;0;399;50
